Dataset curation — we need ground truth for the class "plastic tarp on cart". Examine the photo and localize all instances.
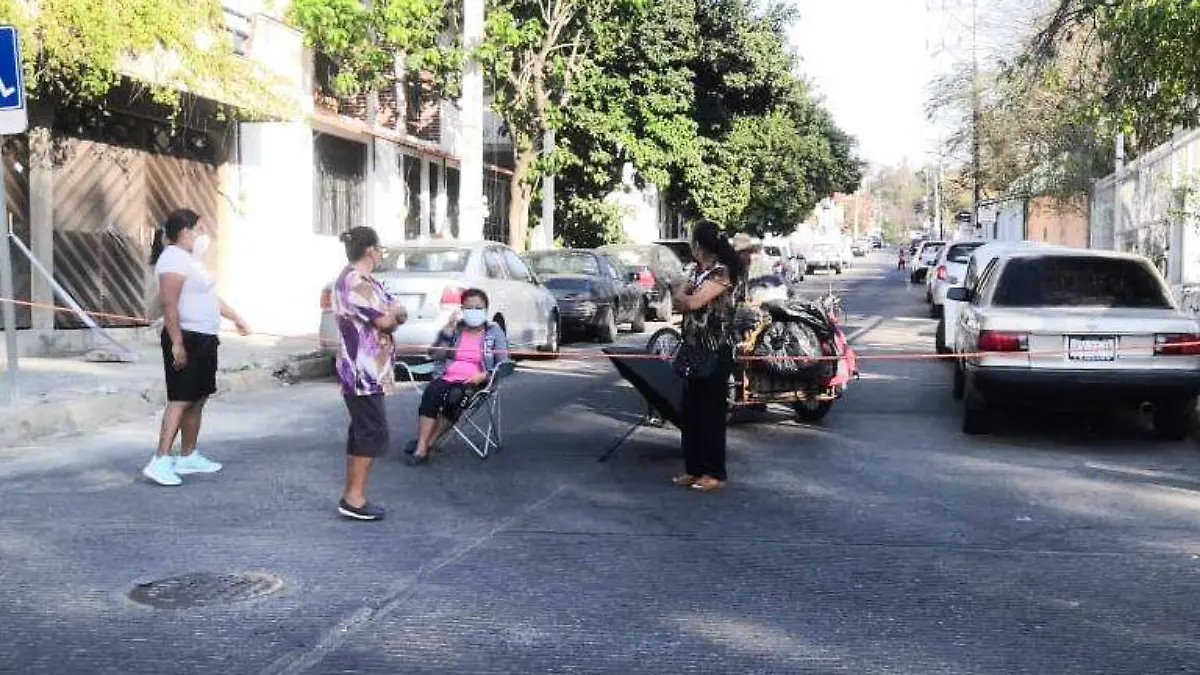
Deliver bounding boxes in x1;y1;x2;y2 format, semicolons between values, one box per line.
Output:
603;347;683;428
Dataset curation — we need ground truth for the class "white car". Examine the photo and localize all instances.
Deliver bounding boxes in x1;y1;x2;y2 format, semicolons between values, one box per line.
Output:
950;248;1200;437
938;241;1060;354
909;240;946;284
319;240;562;361
926;240;988;318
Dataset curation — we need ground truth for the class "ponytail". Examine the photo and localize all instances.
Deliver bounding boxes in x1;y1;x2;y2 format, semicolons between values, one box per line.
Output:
149;208;201;265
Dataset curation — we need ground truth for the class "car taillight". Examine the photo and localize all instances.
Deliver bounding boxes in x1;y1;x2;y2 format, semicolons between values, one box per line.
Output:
320;287;332;311
440;284;466;306
1155;334;1200;355
936;265;947;280
637;269;655;288
978;330;1028;353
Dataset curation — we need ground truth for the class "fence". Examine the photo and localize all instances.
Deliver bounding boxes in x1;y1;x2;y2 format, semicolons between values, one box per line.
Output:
1089;128;1200;295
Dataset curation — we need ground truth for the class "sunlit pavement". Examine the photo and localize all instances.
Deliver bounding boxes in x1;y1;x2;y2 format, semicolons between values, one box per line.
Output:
3;252;1200;674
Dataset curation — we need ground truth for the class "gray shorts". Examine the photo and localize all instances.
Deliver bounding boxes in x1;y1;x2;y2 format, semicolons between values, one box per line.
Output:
343;394;389;458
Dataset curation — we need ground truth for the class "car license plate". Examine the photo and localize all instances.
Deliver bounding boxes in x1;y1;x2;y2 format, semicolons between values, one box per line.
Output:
1067;336;1116;362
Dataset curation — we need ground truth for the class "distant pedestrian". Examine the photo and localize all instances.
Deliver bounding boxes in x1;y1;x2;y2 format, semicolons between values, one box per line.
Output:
671;221;745;492
332;226;408;521
143;208;251;487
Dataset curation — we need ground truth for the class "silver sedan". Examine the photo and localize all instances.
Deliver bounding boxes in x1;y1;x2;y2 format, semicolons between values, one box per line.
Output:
320;241;561;361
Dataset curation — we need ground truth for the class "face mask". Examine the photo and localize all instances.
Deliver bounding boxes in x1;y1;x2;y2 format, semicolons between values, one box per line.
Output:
192;234;212;258
462;308;488;328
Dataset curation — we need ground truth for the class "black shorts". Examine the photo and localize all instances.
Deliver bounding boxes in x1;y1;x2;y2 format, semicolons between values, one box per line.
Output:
418;378;470;420
161;330;219;403
344;394;390;458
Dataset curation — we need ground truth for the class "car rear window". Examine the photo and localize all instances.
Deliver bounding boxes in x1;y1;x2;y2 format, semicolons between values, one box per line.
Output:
920;244;945;262
992;256;1172;308
604;247;652;268
380;247;471;273
526;251;600;276
946;243;983;264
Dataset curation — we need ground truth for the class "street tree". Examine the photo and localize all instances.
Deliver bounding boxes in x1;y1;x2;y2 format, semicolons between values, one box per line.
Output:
479;0;644;251
1027;0;1200;156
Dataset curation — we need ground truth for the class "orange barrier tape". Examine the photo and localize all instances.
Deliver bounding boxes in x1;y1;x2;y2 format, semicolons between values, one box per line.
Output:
4;296;1199;364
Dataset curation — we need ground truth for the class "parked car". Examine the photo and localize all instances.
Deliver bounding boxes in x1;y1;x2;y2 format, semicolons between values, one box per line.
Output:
597;243;684;321
937;240;1058;354
762;243;805;283
654;239;693;268
949;248;1200;438
926;240;987;317
908;240;946;284
805;243;843;275
522;249;646;342
319;241;561;361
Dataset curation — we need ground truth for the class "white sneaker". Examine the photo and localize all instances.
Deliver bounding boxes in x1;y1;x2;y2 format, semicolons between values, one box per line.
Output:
174;452;223;475
142;455;182;486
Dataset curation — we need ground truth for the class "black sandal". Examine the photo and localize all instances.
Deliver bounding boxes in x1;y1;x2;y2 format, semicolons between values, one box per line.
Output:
403;440;418;456
407;452;429;466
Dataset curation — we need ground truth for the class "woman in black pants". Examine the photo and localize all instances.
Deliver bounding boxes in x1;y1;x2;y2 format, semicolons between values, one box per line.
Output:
671;221;745;492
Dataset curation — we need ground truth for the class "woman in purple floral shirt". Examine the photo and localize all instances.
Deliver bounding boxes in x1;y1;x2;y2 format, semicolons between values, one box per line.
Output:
332;227;407;521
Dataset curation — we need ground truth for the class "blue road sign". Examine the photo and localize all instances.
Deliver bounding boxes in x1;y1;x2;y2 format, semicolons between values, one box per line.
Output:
0;26;24;113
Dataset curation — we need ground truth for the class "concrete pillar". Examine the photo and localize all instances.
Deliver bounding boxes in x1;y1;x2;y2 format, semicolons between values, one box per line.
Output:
27;125;53;331
531;129;555;250
419;158;431;237
457;0;485;241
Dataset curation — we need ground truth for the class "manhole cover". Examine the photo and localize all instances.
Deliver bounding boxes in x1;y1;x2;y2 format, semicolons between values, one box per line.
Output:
129;572;284;609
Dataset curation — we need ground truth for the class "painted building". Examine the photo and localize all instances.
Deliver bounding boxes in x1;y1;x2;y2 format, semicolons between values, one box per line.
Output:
1;0;516;346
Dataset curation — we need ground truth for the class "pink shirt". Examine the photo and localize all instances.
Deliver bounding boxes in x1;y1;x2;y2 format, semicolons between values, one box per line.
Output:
442;330;485;384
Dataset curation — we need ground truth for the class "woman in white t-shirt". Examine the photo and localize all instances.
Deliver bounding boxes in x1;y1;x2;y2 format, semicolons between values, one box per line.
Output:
142;209;250;487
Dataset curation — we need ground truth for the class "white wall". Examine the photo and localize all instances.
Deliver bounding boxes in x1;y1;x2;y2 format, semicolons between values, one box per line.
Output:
221;122;345;338
371;140;406;242
996;200;1025;241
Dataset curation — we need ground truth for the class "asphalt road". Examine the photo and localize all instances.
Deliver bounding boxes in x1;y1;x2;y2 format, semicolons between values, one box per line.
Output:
3;252;1200;674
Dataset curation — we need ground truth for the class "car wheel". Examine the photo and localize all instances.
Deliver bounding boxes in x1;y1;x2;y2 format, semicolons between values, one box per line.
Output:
936;319;950;355
540;313;560;358
962;379;990;435
951;360;964;400
835;266;843;275
1153;397;1196;441
793;399;833;423
597;306;618;343
630;299;647;333
925;290;933;305
806;266;814;275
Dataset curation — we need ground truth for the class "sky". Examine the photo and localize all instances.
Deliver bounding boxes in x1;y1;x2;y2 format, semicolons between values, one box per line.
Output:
788;0;941;169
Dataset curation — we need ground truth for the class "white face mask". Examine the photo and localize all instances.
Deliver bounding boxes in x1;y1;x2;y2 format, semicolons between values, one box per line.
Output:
192;234;212;258
462;308;488;328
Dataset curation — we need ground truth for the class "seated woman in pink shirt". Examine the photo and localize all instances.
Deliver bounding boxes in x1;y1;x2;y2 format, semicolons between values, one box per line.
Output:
406;288;509;465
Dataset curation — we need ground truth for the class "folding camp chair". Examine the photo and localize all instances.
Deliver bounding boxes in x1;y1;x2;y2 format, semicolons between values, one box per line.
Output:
397;359;517;459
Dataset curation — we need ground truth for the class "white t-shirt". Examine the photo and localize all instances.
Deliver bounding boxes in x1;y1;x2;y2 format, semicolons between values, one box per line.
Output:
155;245;221;335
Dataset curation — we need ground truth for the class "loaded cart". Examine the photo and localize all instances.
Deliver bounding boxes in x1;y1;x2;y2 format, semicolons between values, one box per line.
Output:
603;292;858;426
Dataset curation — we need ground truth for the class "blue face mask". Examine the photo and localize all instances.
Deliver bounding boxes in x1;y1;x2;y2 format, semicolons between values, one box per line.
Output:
462;308;488;328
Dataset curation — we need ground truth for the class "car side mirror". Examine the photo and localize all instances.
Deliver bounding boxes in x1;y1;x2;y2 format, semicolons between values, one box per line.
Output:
946;286;971;302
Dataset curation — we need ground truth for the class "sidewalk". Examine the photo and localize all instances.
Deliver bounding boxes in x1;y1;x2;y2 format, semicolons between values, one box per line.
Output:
0;327;333;446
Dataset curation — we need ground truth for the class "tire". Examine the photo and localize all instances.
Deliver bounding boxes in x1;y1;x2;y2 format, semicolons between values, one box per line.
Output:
925;290;933;305
793;399;833;423
630;299;646;333
538;314;560;359
936;319;950;355
962;377;990;435
646;327;681;358
806;266;815;275
597;306;618;343
1153;397;1196;441
835;266;843;275
951;361;965;400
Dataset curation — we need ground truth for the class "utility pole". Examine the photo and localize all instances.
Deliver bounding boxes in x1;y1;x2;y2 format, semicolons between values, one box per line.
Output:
970;0;981;233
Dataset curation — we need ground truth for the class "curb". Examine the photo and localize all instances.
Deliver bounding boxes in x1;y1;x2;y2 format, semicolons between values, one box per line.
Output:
0;353;334;448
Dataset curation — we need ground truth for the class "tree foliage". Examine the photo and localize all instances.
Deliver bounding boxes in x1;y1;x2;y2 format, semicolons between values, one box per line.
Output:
1028;0;1200;156
287;0;461;98
555;0;862;244
0;0;291;118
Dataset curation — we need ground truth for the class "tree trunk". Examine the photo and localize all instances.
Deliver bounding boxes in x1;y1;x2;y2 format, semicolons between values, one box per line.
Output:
507;147;538;251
